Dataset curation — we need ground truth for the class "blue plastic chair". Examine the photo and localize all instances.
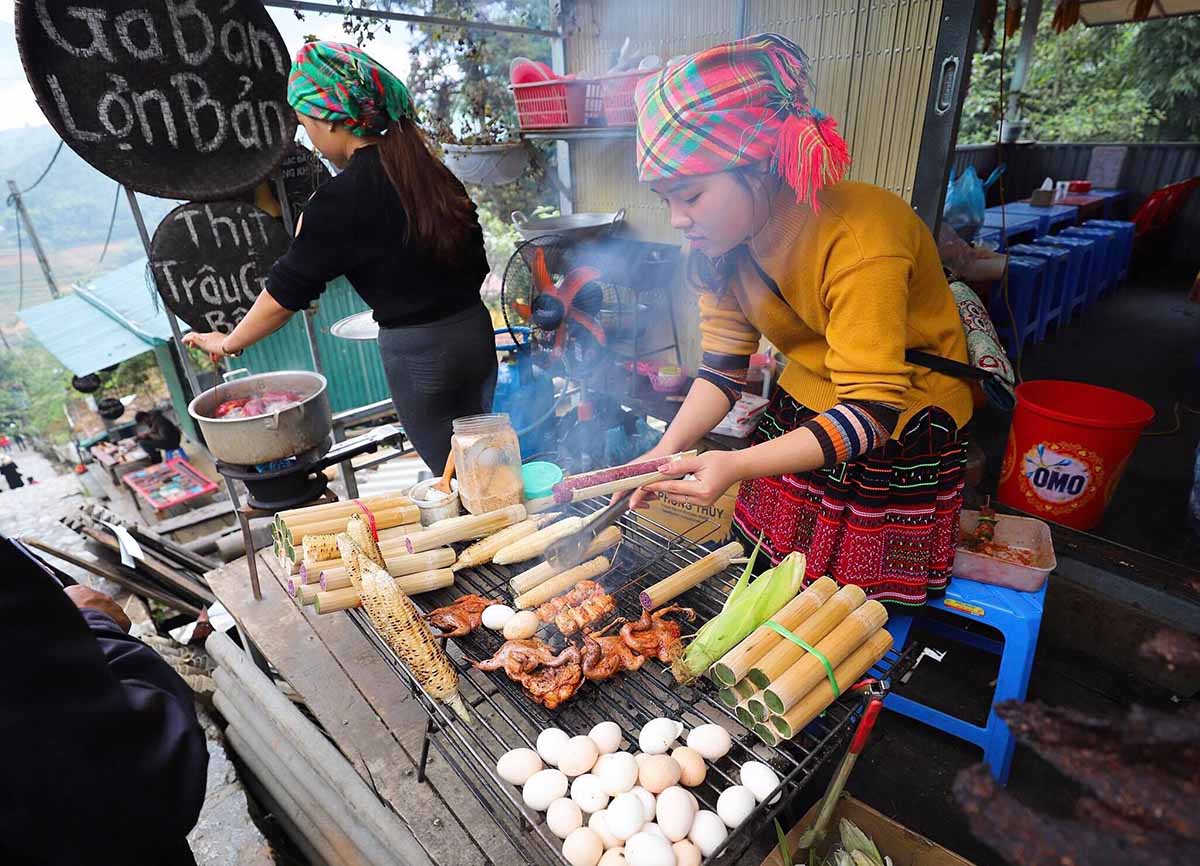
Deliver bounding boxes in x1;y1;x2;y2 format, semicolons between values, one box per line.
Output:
1007;243;1071;340
1061;226;1121;297
885;577;1047;785
992;256;1045;355
1083;219;1135;281
1033;235;1100;311
163;447;187;462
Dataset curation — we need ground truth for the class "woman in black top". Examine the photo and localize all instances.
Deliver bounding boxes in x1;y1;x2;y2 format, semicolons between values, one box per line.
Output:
183;42;495;473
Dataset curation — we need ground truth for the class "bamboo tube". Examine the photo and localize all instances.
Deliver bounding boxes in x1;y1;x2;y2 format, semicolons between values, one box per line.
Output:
710;577;839;686
735;704;756;729
292;523;420;577
297;582;323;606
451;515;554;572
318;548;457;594
512;556;610;609
765;602;890;715
731;677;756;700
508;526;622;595
525;451;699;512
315;568;456;614
753;723;779;746
746;692;769;722
718;687;740;709
748;585;867;686
281;504;421;545
392;505;527;555
492;516;584;565
774;631;894;740
277;493;413;527
638;541;744;610
770;714;790;739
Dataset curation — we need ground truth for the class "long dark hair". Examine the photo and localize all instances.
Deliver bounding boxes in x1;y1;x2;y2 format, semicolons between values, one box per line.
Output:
377;116;478;264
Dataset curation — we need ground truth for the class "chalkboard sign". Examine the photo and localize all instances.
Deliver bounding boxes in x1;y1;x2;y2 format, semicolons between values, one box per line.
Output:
278;142;331;220
149;201;290;333
15;0;297;201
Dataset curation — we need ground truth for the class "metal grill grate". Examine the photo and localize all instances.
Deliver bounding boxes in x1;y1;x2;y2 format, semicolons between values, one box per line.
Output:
348;503;919;865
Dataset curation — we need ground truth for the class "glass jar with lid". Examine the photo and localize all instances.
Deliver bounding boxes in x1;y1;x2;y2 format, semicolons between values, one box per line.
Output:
451;413;525;514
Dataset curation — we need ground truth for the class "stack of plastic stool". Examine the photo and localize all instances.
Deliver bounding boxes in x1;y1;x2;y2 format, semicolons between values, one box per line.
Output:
1083;219;1134;281
993;256;1046;355
1034;235;1100;310
1007;243;1071;339
1062;226;1121;297
884;577;1047;784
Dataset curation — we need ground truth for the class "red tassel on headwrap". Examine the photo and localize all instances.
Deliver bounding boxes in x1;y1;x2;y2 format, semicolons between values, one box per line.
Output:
773;109;851;212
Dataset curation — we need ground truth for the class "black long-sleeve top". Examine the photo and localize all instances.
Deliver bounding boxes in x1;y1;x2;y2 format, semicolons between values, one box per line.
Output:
0;538;208;866
266;145;490;327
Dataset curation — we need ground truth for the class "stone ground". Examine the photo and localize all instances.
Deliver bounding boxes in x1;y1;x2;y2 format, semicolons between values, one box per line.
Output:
0;446;278;866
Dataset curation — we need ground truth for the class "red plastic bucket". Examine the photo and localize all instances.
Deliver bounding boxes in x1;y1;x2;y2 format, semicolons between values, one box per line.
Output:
998;380;1154;530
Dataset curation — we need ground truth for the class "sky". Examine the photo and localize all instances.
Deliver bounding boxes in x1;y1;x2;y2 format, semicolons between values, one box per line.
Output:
0;0;414;131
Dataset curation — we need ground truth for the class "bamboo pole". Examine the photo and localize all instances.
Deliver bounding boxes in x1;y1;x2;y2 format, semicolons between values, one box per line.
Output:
281;504;420;545
731;677;756;700
710;577;838;686
719;687;740;709
524;451;699;513
318;548;456;594
773;630;895;740
746;692;770;722
313;569;456;614
507;526;622;595
290;522;422;577
393;505;527;555
512;556;611;610
764;602;889;715
638;541;744;610
753;723;779;746
748;586;867;686
735;703;756;729
277;493;413;525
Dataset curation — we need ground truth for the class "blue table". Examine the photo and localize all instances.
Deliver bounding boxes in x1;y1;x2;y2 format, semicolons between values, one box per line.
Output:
997;202;1079;235
1089;188;1128;219
981;212;1040;251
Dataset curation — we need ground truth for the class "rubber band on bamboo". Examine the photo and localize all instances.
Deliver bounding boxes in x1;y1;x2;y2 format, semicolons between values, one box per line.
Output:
764;619;840;698
353;499;378;541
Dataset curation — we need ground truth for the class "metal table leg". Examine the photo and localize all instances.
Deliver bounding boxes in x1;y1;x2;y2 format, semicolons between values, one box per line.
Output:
417;717;436;783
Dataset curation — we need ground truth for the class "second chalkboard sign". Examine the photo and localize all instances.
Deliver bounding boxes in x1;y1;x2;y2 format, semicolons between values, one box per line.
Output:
149;201;291;334
15;0;297;200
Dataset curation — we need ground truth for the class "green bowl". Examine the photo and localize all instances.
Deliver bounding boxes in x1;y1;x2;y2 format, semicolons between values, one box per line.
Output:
522;461;563;500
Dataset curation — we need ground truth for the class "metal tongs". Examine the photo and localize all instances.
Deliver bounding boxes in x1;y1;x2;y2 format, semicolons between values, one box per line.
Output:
542;497;629;572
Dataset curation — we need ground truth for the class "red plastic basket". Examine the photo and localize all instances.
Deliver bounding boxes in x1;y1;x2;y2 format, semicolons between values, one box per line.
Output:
511;79;602;129
600;69;658;126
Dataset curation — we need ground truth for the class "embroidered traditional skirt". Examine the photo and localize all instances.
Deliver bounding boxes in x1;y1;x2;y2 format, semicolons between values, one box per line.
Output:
732;391;967;606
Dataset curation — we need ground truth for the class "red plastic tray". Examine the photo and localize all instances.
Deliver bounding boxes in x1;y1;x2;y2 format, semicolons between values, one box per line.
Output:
123;458;218;511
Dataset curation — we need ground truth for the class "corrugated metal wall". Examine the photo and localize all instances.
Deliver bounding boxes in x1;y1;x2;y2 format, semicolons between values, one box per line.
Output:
237;278;391;413
952;142;1200;264
564;0;947;370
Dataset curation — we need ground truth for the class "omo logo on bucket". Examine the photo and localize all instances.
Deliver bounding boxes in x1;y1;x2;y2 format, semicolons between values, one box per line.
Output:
1021;442;1102;513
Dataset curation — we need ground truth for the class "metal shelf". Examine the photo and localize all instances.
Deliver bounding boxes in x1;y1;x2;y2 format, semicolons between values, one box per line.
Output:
521;127;637;142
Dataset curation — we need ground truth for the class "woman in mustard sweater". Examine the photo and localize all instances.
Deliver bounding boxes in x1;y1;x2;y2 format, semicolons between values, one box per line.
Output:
630;34;973;606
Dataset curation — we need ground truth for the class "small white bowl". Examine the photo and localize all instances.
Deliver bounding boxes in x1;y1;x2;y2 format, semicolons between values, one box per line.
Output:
410;477;462;525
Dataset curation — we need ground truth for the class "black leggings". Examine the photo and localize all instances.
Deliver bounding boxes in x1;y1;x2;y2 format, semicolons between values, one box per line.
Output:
377;303;498;474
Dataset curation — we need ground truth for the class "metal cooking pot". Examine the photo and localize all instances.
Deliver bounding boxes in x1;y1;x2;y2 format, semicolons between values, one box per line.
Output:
188;370;331;466
511;209;625;242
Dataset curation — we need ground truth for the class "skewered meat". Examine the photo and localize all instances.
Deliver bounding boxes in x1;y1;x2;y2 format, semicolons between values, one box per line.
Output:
536;580;616;636
537;579;604;622
511;646;584;710
424;594;493;639
619;606;695;663
472;639;577;679
580;625;647;682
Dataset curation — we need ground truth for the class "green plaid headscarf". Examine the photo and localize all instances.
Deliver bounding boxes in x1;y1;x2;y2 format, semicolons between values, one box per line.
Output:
287;41;415;137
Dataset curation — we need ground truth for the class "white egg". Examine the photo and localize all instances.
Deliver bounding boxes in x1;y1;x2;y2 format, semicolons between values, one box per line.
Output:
559;736;600;777
589;721;623;754
504;610;539;640
687;810;728;858
654;787;696;842
594;752;639;796
481;604;515;630
672;839;702;866
683;790;699;812
606;792;646;841
538;728;571;766
624;831;677;866
589;810;623;850
630;786;657;822
715;786;756;828
685;725;732;761
638;718;684;755
548;798;585;839
669;747;706;788
497;747;543;785
523;769;568;811
598;848;628;866
640;822;667;839
563;827;605;866
571;774;610;813
739;761;782;805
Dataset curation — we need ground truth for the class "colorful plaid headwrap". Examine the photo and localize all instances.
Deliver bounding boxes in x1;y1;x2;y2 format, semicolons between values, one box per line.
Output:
635;33;850;211
287;41;415;137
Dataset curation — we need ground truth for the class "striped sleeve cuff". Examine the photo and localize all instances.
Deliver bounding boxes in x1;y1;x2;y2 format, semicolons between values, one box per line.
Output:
697;350;750;406
801;401;899;466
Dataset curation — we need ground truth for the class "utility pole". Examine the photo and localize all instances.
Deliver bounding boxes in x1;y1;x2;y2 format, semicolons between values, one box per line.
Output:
6;180;59;299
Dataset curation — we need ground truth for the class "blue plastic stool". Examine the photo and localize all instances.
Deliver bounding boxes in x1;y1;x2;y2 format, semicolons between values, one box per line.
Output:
163;447;187;462
1033;235;1099;311
1007;243;1071;340
992;256;1045;355
884;577;1047;785
1083;219;1134;282
1061;226;1121;298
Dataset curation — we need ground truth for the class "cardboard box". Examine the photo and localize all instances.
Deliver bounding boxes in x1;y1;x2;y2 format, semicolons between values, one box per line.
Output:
636;482;740;545
763;795;977;866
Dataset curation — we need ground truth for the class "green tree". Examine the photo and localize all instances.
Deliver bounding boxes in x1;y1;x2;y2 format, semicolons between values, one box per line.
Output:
1130;17;1200;140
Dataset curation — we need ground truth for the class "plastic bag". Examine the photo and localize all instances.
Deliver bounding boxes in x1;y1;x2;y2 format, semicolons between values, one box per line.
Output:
943;165;1004;240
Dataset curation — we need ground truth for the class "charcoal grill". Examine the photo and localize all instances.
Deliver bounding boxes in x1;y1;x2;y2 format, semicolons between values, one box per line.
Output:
348;502;919;865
